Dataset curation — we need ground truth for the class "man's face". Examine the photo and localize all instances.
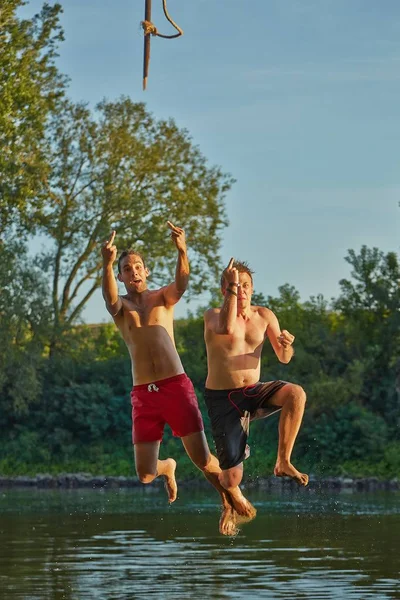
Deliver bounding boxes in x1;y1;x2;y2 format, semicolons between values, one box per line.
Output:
222;271;253;306
118;254;149;292
237;272;253;306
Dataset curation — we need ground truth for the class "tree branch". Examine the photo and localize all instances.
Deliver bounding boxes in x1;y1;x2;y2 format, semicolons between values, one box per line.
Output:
68;263;102;306
68;176;98;203
59;223;103;318
66;278;101;325
67;156;86;199
52;239;63;323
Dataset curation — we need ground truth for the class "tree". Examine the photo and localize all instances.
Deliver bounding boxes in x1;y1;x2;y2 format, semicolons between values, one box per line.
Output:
0;0;66;236
36;97;233;349
334;246;400;424
0;240;51;422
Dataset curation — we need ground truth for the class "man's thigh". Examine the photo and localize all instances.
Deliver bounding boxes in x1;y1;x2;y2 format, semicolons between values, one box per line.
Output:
261;381;297;408
246;381;287;419
205;392;249;470
134;441;161;476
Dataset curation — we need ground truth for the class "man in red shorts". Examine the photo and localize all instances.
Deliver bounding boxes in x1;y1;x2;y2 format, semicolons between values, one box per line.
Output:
204;258;308;495
101;223;255;535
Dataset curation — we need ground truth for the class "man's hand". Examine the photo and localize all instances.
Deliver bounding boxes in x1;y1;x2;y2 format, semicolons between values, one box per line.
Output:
278;329;295;349
167;221;186;253
223;257;239;287
101;230;117;265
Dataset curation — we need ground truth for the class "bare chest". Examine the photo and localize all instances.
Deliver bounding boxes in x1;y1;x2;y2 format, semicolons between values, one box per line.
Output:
229;318;265;351
126;306;167;329
122;295;169;329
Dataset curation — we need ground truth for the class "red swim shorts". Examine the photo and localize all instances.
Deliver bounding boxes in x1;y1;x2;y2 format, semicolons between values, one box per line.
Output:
130;373;204;444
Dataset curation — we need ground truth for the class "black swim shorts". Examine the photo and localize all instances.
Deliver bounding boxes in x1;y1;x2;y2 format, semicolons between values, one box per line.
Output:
204;381;287;470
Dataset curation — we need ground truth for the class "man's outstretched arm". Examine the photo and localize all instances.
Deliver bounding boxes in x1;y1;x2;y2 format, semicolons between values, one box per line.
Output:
101;230;122;316
163;221;190;306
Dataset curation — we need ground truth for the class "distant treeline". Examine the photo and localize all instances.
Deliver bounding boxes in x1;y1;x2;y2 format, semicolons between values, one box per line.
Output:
1;244;399;480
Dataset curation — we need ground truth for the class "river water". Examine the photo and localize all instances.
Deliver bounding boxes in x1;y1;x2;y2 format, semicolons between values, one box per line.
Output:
0;487;399;599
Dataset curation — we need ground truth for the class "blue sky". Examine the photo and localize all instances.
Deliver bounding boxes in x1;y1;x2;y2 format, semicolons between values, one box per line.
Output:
24;0;399;321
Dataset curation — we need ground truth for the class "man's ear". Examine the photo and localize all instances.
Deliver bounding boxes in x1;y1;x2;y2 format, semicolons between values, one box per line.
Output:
117;273;123;282
145;268;150;277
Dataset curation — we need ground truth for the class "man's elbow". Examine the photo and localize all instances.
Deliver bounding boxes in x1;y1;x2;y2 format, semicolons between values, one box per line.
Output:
176;276;189;294
175;285;187;296
104;295;120;312
103;291;117;305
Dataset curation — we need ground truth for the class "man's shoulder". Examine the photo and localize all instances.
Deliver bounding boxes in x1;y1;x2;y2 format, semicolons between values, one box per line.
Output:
252;305;275;320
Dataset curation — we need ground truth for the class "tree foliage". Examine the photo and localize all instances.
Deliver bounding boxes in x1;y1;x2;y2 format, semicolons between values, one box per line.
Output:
0;1;66;235
2;245;398;478
334;246;400;424
35;98;232;345
0;241;51;421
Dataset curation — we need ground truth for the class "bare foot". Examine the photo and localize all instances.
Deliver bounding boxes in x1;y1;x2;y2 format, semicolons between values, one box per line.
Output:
219;506;239;537
274;461;309;486
163;458;178;503
228;490;257;521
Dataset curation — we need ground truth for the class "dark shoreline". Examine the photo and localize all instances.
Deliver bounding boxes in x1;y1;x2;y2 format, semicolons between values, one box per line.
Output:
0;474;398;491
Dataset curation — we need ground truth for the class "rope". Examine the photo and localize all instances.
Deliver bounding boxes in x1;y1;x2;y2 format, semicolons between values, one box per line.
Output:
141;0;183;90
141;0;183;39
157;0;183;39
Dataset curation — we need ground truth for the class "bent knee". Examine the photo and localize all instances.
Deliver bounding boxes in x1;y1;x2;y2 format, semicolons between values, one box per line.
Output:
219;467;242;489
289;384;307;405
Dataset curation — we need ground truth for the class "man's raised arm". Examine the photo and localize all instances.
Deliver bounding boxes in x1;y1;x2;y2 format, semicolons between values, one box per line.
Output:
163;221;190;306
215;258;239;335
204;259;238;336
101;230;122;316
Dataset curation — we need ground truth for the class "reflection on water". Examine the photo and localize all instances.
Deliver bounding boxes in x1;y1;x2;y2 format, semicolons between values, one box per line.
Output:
0;488;399;599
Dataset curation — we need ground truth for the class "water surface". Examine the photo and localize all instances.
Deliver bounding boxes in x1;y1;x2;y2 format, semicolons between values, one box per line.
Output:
0;487;399;599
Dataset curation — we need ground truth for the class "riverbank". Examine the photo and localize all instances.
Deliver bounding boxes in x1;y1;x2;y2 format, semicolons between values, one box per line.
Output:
0;473;399;491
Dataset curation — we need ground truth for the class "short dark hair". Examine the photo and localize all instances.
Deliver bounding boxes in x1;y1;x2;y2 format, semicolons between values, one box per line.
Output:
220;260;254;288
118;249;147;274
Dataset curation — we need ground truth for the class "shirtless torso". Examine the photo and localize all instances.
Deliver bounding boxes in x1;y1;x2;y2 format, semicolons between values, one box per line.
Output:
114;290;184;385
205;305;276;389
101;225;188;385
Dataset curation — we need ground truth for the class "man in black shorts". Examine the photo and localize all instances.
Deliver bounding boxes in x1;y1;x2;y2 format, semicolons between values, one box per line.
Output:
204;258;308;493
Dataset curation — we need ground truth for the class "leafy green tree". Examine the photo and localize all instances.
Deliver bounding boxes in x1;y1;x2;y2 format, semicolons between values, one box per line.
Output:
175;317;207;391
0;241;51;422
32;353;132;453
334;246;400;425
0;0;66;235
35;98;232;350
302;404;389;470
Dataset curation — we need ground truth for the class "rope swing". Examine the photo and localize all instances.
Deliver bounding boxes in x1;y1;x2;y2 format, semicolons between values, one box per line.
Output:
142;0;183;90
